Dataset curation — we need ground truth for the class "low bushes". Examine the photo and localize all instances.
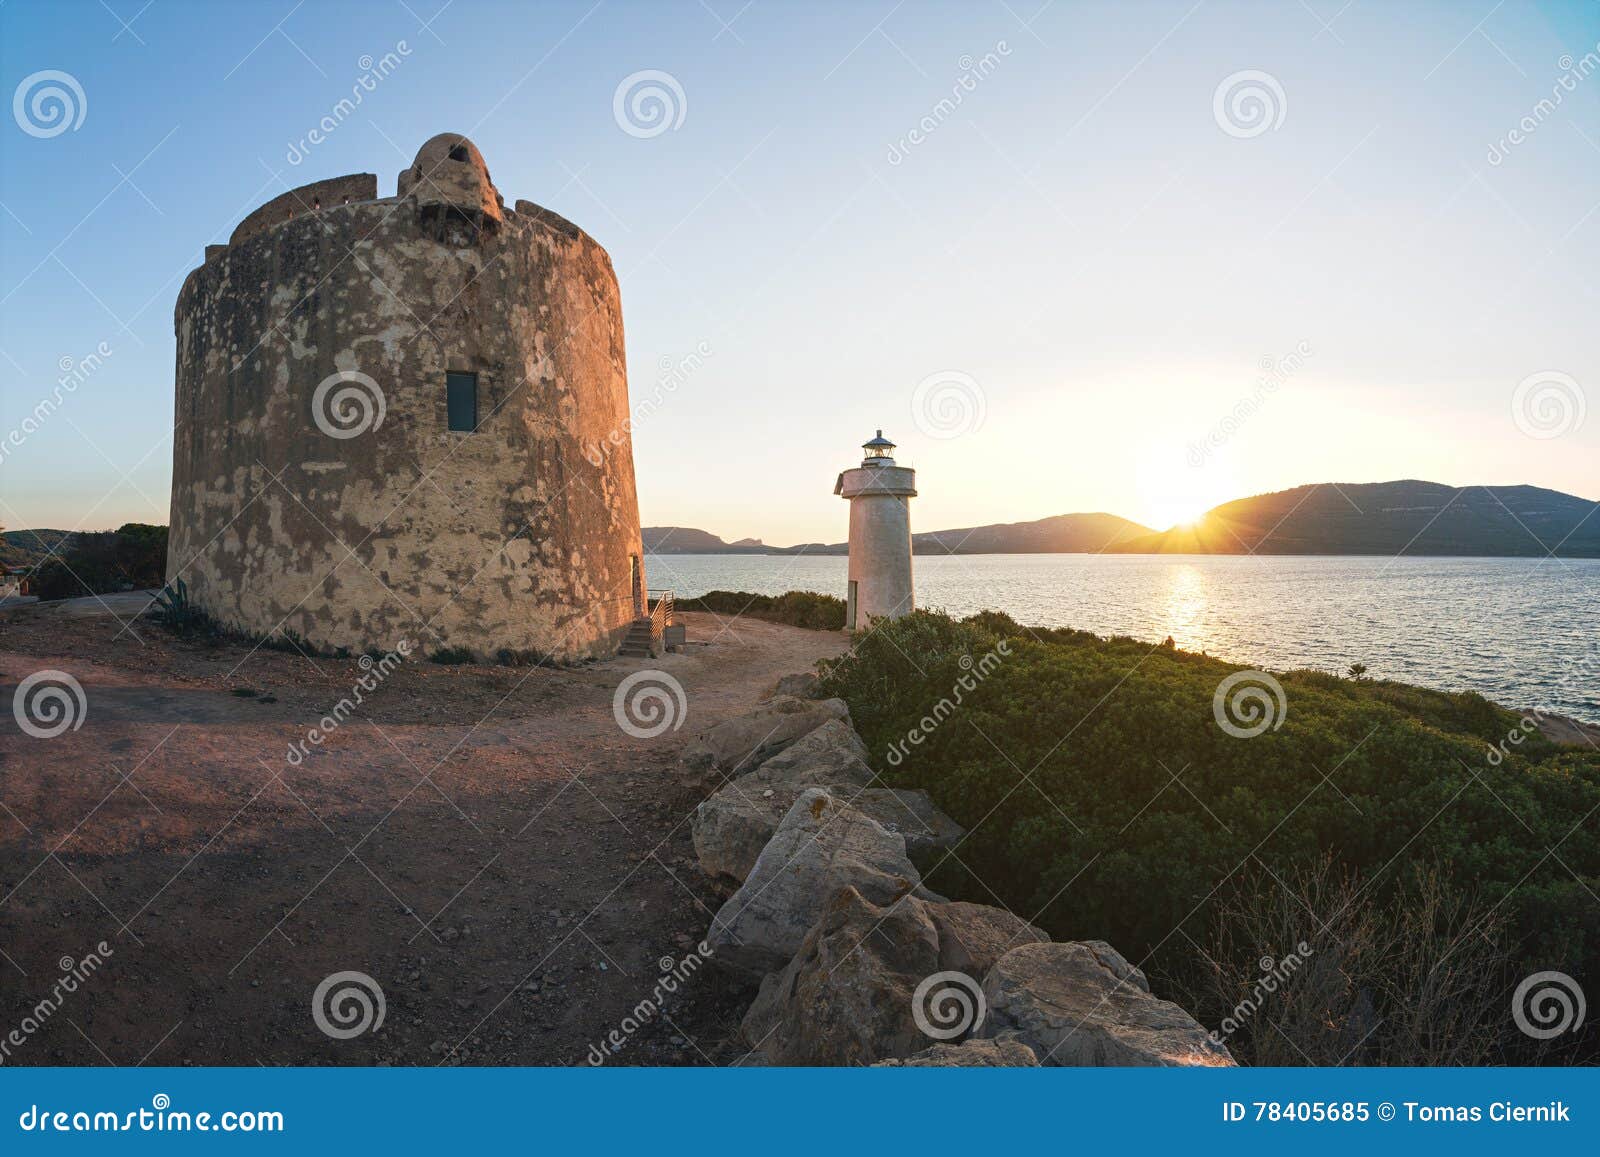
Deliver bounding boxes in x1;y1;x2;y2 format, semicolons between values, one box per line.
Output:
677;589;845;630
28;523;167;600
818;609;1600;1064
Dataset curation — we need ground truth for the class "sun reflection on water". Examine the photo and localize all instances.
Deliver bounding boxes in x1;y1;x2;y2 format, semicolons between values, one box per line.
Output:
1161;563;1209;652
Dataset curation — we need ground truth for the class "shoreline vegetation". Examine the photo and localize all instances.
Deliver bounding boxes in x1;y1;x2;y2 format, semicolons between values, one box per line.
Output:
694;591;1600;1064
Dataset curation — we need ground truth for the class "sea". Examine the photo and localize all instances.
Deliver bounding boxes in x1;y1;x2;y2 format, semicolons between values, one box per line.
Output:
645;552;1600;724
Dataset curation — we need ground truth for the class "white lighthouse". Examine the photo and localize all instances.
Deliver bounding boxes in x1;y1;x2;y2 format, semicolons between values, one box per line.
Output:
835;430;917;630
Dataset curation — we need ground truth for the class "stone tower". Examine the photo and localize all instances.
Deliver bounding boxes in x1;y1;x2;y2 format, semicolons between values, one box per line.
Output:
168;133;646;660
834;430;916;630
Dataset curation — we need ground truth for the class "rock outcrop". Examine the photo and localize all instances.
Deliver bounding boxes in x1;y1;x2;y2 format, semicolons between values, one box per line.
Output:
927;901;1048;978
741;886;939;1065
681;696;849;775
685;682;1229;1068
748;718;870;782
976;941;1235;1066
740;889;1050;1066
694;776;961;883
706;790;919;976
765;671;821;700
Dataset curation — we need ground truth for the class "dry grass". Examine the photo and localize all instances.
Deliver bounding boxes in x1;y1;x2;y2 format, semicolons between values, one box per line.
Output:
1191;857;1518;1066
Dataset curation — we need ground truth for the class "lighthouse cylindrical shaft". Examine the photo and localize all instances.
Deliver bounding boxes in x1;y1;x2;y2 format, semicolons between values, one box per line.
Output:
835;455;917;630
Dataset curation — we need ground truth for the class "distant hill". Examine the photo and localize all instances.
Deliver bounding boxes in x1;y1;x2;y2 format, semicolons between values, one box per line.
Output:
642;527;774;554
2;528;72;568
646;482;1598;559
1110;481;1600;557
645;513;1154;556
911;512;1153;554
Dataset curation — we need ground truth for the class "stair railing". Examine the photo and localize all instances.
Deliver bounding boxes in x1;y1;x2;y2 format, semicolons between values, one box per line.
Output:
647;589;674;644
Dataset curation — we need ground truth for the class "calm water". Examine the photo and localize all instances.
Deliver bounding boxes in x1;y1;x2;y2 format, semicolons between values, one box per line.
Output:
647;553;1600;723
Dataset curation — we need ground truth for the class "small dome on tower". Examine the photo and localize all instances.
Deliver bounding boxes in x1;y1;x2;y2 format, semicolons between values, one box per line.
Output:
397;132;503;224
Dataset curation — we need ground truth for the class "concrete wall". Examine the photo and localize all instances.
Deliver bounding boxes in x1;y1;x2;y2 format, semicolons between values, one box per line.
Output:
839;464;915;628
169;179;644;661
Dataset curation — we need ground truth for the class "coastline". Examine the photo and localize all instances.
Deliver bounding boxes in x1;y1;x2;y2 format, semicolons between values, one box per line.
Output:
642;557;1600;729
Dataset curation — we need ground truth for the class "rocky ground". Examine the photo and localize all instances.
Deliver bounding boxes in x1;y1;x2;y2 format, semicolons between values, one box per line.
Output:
0;598;846;1066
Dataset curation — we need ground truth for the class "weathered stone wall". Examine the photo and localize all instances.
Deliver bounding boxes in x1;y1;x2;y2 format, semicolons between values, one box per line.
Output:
170;174;644;661
227;174;378;247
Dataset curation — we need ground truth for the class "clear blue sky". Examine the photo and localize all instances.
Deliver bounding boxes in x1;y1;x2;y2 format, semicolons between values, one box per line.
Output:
2;0;1597;542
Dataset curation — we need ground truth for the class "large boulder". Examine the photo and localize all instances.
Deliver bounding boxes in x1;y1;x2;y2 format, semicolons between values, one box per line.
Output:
863;790;965;861
694;776;962;884
748;718;871;783
876;1038;1040;1067
764;671;821;700
706;790;919;976
740;891;1048;1065
741;885;941;1065
927;901;1048;978
693;759;868;884
681;696;849;775
976;941;1234;1067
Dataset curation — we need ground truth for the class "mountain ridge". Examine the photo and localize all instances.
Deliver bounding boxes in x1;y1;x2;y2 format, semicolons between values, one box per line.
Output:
644;480;1600;558
1107;481;1600;557
645;512;1153;556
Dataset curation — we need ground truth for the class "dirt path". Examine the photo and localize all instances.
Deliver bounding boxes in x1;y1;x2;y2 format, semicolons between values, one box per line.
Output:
0;601;847;1066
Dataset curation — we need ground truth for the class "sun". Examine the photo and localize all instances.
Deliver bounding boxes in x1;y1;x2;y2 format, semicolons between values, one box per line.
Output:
1136;450;1239;532
1151;501;1211;531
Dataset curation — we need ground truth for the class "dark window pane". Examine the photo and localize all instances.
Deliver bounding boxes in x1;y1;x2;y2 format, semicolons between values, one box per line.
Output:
447;372;477;432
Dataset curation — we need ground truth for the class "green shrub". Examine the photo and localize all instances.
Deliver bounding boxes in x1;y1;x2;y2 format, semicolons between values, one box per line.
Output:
429;646;475;665
818;609;1600;1063
30;523;168;600
677;589;846;630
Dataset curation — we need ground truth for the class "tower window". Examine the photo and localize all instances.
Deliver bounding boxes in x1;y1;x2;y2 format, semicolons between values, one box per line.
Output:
446;371;478;432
